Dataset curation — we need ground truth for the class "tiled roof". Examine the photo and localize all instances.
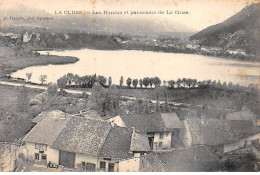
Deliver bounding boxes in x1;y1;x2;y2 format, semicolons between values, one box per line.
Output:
186;118;260;146
156;146;219;171
80;110;102;120
140;153;165;172
24;110;151;159
161;113;182;129
52;117;112;157
130;132;151;152
23;111;70;145
31;110;65;123
99;126;133;159
120;113;182;134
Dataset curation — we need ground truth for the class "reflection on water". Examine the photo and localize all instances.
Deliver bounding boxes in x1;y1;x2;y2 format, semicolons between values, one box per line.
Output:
12;49;260;86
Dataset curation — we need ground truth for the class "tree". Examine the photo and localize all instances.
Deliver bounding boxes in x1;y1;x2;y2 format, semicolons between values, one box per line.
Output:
67;73;74;86
139;79;143;88
149;77;154;88
186;78;192;88
143;77;149;88
168;80;175;89
153;77;161;88
164;90;169;112
182;78;187;88
120;76;124;88
155;89;160;112
97;75;107;86
26;72;32;82
143;90;150;113
126;78;132;87
176;78;181;88
57;75;67;90
133;79;138;88
47;83;58;97
108;76;112;87
39;75;47;84
17;85;29;112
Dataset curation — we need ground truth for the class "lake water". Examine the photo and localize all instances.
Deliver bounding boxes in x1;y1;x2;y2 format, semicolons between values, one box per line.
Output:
12;49;260;86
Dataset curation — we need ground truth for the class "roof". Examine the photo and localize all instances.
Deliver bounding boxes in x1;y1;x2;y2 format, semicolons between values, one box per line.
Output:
226;107;257;122
52;117;111;157
161;113;182;129
156;146;219;172
31;110;66;123
24;110;150;159
130;132;151;152
102;115;115;120
23;111;70;145
80;110;102;120
139;153;166;172
120;113;182;134
99;126;133;159
186;118;260;146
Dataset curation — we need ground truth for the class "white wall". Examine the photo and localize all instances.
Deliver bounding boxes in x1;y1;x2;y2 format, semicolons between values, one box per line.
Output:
153;132;172;150
224;133;260;153
119;157;140;172
23;142;59;164
75;153;98;170
107;116;125;127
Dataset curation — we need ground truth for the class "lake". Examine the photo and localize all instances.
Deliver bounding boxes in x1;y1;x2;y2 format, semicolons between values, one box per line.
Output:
12;49;260;86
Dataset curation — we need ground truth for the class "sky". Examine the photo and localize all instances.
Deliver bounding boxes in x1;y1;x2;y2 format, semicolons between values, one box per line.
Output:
0;0;258;31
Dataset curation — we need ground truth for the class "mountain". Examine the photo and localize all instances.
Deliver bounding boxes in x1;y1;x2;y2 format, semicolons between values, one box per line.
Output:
0;4;195;36
191;3;260;55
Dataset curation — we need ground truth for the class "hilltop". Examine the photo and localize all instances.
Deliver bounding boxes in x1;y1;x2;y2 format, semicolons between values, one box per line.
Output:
191;3;260;55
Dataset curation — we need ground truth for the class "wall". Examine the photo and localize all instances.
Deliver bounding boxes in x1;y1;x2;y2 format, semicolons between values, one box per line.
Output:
119;157;140;172
74;153;98;170
223;133;260;153
107;116;125;127
23;142;59;164
153;132;172;150
74;153;119;172
179;120;192;148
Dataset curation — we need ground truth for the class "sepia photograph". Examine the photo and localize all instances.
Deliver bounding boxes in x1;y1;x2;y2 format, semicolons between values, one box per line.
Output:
0;0;259;172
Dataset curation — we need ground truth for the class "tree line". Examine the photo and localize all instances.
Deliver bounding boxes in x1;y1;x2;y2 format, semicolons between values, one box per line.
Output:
56;73;258;92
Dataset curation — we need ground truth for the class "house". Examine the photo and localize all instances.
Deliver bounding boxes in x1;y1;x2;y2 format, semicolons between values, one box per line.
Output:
156;146;220;172
119;153;165;172
105;113;183;151
225;106;259;125
23;31;31;42
180;117;260;154
22;110;150;172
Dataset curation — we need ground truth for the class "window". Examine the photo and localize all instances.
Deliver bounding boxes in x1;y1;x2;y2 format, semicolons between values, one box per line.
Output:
35;143;40;149
159;142;163;148
41;154;47;161
86;163;96;172
153;142;158;149
35;153;39;160
100;161;106;170
159;133;164;139
82;162;86;170
42;144;47;151
141;153;145;156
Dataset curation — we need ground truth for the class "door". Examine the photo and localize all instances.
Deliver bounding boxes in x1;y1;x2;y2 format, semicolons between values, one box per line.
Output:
108;163;114;172
148;137;154;150
86;163;96;172
59;150;75;168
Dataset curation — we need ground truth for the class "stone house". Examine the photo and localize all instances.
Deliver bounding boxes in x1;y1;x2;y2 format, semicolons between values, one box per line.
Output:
105;113;183;151
180;117;260;154
22;110;150;172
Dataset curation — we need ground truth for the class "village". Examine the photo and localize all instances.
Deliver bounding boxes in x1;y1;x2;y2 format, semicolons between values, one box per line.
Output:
0;77;260;172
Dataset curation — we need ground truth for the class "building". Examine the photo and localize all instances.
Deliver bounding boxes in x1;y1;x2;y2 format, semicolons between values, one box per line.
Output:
180;117;260;154
119;153;165;172
23;31;31;43
156;146;220;172
226;106;259;125
22;111;150;172
105;113;183;151
119;146;219;172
